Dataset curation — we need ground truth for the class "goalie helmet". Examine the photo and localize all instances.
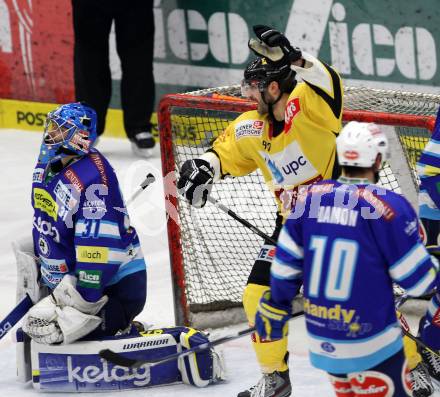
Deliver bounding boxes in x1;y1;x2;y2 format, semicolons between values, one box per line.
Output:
336;121;390;168
39;102;97;165
241;57;296;98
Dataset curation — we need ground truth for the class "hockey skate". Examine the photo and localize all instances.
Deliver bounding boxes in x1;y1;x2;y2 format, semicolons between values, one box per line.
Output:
419;345;440;383
237;369;291;397
410;362;434;397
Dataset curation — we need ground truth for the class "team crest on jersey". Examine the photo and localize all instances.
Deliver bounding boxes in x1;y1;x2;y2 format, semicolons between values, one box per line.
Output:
235;119;264;140
284;97;300;132
38;235;51;257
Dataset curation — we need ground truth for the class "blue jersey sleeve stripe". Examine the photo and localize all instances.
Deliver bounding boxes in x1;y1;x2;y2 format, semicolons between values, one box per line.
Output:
427;294;440;318
271;260;303;280
277;229;304;259
389;243;429;281
273;255;303;271
107;259;146;286
419;204;440;220
403;268;437;297
422;139;440;155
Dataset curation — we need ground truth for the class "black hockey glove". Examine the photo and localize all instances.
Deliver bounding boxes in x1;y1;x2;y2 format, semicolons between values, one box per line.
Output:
177;159;214;208
248;25;302;65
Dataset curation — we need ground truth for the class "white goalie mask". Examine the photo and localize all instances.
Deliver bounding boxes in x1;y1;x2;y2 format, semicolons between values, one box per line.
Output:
336;121;390;168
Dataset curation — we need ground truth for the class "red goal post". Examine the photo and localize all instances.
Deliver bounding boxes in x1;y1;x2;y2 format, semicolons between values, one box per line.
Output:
158;86;439;327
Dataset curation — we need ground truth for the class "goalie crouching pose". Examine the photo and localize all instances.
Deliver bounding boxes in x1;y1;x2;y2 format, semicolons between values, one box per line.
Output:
14;102;223;391
255;122;440;396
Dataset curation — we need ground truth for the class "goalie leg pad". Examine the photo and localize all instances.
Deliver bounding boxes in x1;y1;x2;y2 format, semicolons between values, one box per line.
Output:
30;332;180;392
178;328;225;387
16;327;32;382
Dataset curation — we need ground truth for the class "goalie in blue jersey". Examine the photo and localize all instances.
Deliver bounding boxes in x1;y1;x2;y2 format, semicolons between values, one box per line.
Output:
255;121;439;396
18;101;147;343
13;102;224;391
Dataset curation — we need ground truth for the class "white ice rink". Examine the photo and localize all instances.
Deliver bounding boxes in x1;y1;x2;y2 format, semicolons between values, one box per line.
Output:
0;129;438;396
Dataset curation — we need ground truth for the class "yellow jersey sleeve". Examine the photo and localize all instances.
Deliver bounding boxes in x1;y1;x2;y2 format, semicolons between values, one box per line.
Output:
291;52;343;134
212;112;261;178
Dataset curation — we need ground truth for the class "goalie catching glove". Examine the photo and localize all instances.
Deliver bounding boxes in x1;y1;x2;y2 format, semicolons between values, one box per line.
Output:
255;291;291;341
22;275;108;344
248;25;302;66
177;158;215;208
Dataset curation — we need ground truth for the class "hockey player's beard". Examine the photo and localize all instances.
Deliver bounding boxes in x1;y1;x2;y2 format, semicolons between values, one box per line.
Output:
257;100;269;115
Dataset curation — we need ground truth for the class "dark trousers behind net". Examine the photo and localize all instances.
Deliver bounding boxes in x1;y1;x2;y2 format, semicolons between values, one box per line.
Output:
72;0;155;137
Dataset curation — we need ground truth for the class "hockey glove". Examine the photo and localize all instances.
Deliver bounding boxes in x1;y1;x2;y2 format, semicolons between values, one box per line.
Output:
22;275;108;344
248;25;302;65
255;291;291;341
177;158;214;208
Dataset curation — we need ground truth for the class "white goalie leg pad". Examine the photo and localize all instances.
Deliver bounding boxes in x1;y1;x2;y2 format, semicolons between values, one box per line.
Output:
53;275;108;315
178;328;226;387
12;237;45;303
16;328;32;382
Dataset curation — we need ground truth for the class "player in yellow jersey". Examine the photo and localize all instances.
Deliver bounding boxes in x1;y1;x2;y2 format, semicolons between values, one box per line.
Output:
177;25;343;397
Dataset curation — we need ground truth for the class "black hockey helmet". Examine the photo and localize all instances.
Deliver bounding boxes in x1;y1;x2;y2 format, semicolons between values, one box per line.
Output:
241;57;297;98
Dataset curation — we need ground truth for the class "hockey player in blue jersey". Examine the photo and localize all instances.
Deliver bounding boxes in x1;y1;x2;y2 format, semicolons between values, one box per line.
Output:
255;121;439;396
21;102;147;343
415;108;440;385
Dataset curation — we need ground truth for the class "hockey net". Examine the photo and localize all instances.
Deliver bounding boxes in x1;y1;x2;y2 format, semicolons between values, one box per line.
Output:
158;86;440;328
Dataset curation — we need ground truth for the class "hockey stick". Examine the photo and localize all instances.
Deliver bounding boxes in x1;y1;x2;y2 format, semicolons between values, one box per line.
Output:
400;327;440;359
125;173;156;206
99;309;305;368
396;294;440;358
206;196;277;245
0;294;33;340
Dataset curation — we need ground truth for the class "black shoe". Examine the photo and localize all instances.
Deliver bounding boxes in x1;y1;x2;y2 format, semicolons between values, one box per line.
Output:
130;131;155;157
237;369;291;397
411;363;434;397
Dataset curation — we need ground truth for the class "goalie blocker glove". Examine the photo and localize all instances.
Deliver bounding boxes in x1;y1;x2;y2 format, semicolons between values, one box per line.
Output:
177;158;215;208
248;25;302;66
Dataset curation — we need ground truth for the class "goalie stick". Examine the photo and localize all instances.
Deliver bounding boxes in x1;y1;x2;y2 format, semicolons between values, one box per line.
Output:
99;309;306;368
207;196;277;245
0;174;156;342
0;294;33;340
100;294;440;368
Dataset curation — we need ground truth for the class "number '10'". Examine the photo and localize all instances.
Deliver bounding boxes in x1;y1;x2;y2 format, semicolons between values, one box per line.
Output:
308;236;359;301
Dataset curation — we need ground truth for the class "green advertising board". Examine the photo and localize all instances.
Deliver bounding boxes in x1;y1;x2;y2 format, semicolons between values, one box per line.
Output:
109;0;440;108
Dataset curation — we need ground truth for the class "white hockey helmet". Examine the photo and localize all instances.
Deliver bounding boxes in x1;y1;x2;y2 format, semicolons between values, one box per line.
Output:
336;121;389;168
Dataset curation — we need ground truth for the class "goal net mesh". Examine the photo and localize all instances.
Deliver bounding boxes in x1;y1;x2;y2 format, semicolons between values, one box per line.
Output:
159;85;440;326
